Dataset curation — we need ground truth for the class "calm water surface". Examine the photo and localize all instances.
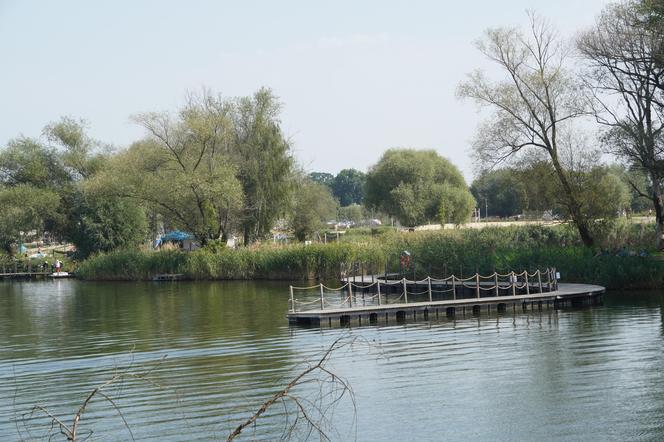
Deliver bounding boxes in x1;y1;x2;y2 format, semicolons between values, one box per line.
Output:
1;280;663;441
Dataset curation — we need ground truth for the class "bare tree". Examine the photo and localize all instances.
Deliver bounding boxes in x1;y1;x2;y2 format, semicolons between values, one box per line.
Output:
227;336;356;441
578;1;664;249
458;12;594;246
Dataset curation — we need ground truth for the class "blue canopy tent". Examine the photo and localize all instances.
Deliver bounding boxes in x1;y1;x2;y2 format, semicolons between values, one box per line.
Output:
158;230;199;251
161;230;195;242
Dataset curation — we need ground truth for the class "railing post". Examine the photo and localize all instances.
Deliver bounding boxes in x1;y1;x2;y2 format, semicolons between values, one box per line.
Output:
525;272;530;295
494;273;499;297
348;282;353;307
319;283;325;310
377;281;382;305
511;271;516;296
553;267;558;291
452;276;456;300
403;278;408;304
476;273;480;298
428;276;432;302
290;286;295;313
537;270;543;293
547;268;552;292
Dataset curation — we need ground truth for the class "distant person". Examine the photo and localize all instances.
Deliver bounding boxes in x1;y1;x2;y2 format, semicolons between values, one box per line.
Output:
55;260;61;273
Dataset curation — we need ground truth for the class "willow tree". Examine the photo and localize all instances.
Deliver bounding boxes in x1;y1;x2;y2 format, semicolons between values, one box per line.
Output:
458;13;594;246
578;1;664;249
230;88;295;245
92;93;244;245
365;149;474;226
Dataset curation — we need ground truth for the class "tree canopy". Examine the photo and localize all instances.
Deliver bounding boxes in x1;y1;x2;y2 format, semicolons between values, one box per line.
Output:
290;179;338;241
365;149;474;226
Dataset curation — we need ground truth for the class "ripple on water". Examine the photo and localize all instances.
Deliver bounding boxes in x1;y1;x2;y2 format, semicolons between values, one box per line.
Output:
1;281;664;441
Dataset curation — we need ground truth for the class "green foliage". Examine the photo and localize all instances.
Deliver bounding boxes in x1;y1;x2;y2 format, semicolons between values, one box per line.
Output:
308;172;335;188
438;183;477;225
78;222;664;288
66;191;148;258
338;204;366;224
0;137;68;188
365;149;473;226
0;185;62;252
291;180;338;241
470;169;528;217
233;88;295;244
331;168;365;206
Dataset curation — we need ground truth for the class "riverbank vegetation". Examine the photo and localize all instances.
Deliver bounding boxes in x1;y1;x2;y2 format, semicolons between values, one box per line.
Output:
77;222;664;289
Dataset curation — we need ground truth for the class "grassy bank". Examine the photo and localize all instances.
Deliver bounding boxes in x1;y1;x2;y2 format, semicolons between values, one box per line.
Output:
76;221;664;289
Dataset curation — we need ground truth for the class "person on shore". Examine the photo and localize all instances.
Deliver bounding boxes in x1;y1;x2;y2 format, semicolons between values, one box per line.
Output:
55;260;61;273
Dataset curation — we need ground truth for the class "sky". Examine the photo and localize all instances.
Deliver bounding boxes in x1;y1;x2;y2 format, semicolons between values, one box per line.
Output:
0;0;612;181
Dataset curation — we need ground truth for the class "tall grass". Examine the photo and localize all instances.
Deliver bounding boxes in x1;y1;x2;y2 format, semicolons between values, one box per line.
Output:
76;221;664;289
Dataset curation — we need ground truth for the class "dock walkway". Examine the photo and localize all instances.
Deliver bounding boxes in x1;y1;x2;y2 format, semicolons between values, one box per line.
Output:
287;268;605;326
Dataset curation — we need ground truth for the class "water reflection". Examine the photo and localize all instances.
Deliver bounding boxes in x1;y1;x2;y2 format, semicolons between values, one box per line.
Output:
0;280;663;441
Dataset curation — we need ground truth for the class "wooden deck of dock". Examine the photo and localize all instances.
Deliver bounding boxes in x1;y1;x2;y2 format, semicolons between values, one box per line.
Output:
286;268;605;327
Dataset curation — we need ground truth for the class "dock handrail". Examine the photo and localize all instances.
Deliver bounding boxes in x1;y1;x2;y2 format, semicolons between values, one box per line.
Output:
289;268;558;313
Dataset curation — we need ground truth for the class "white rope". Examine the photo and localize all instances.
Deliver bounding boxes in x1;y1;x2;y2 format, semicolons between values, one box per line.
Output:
478;273;498;280
406;289;430;296
479;285;498;291
430;287;455;294
350;281;377;289
321;283;349;291
428;276;454;282
291;284;322;290
294;298;321;306
380;279;405;285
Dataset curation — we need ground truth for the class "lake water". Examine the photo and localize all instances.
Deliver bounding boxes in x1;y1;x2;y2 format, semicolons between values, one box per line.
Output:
0;280;663;441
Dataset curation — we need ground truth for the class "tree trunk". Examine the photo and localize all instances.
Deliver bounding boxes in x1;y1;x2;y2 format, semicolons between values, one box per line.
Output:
550;154;594;247
652;177;664;250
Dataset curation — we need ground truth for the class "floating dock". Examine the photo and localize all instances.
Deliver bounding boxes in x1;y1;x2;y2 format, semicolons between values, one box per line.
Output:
287;269;605;327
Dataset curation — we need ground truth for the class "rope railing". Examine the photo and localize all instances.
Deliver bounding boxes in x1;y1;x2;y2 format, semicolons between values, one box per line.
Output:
288;267;559;312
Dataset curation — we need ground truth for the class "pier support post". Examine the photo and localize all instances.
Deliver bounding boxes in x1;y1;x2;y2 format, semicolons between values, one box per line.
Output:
377;282;382;305
289;286;295;313
476;273;480;298
511;272;516;296
403;278;408;304
537;270;543;293
320;283;325;310
428;277;432;302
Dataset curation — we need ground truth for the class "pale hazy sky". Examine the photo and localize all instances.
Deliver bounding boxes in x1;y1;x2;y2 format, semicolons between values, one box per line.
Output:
0;0;611;181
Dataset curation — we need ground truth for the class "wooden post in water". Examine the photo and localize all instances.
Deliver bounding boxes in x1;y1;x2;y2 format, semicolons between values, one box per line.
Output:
511;272;516;296
428;276;432;302
494;273;499;297
537;270;543;293
525;272;530;295
377;281;382;305
319;283;325;310
475;273;480;298
289;286;295;313
452;276;456;300
403;278;408;304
